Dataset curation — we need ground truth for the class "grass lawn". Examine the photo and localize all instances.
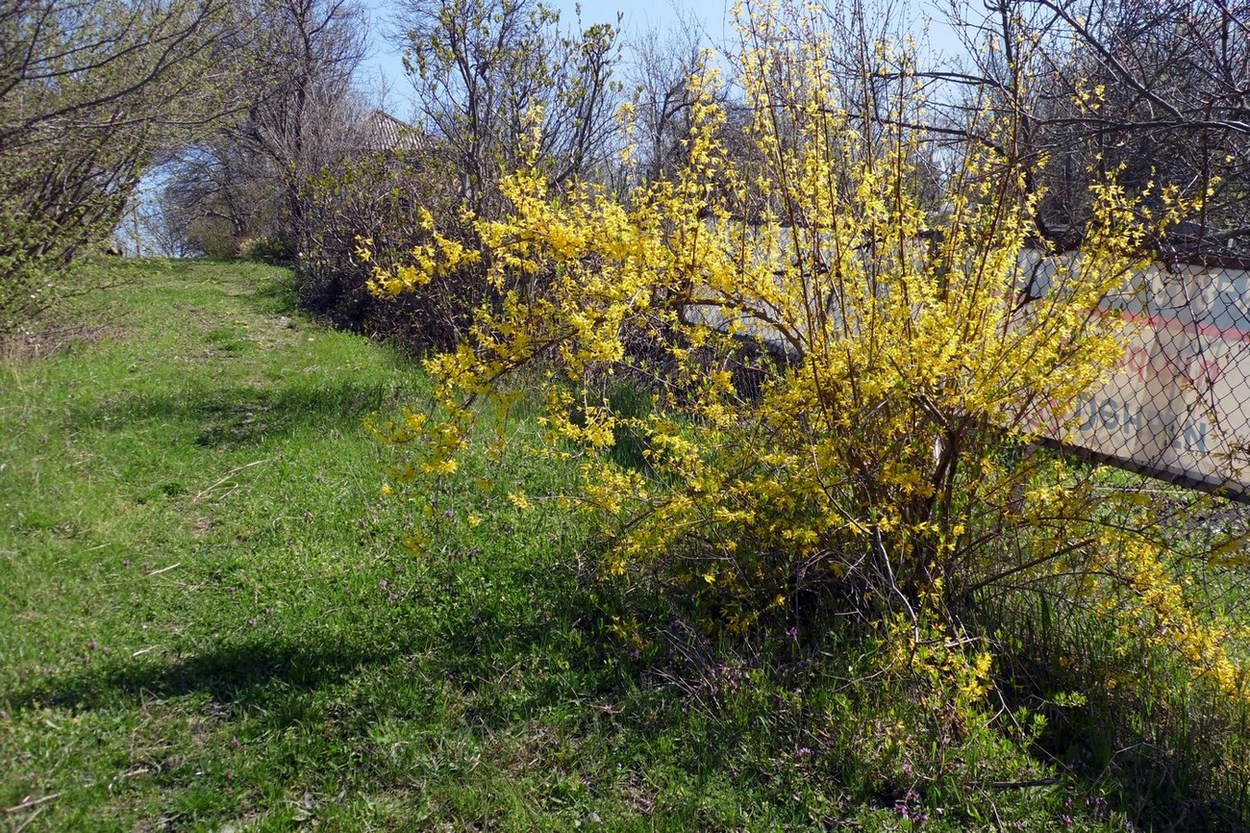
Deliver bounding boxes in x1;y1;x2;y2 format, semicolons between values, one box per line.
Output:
0;259;1221;831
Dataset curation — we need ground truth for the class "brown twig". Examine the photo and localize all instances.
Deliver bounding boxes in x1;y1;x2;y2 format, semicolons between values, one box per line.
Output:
4;792;60;814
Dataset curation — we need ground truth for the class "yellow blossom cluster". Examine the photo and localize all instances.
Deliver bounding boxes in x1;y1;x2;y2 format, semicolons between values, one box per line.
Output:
373;0;1245;705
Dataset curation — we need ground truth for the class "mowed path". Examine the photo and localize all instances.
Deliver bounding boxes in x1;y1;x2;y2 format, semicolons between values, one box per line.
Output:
0;260;613;831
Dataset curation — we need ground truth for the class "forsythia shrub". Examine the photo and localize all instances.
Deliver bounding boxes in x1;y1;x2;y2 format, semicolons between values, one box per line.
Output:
371;0;1246;712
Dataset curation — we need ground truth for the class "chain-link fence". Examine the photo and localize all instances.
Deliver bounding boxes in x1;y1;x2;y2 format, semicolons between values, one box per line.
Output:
686;243;1250;503
1037;253;1250;502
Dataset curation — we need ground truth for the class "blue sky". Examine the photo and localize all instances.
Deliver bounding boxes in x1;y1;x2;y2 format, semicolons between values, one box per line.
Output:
360;0;967;113
359;0;732;103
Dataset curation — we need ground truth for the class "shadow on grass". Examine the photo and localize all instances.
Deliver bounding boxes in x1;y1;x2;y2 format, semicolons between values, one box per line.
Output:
5;568;613;733
72;380;392;448
5;639;401;715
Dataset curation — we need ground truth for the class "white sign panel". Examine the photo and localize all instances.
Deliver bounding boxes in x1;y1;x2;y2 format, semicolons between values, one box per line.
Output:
1058;261;1250;497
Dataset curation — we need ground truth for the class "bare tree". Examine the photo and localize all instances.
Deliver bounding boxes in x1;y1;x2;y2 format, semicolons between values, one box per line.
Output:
626;14;705;187
930;0;1250;250
394;0;622;216
243;0;369;244
157;136;286;256
154;0;369;257
0;0;241;331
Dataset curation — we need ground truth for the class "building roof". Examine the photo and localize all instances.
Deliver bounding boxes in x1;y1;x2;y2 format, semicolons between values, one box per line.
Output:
358;109;426;153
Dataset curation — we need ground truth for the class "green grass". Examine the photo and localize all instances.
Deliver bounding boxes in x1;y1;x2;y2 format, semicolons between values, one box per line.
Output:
0;258;1223;831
